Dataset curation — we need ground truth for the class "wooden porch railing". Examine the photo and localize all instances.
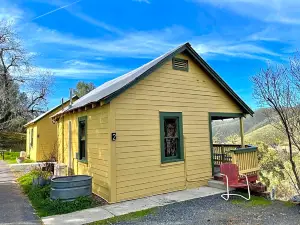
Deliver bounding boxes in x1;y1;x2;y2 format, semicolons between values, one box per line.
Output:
231;146;259;175
213;144;240;165
213;144;259;176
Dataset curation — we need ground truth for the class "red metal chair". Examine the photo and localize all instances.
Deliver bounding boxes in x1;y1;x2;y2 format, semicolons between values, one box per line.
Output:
220;163;251;201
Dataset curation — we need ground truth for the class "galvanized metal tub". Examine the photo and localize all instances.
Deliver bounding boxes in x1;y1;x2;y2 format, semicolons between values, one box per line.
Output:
50;175;92;201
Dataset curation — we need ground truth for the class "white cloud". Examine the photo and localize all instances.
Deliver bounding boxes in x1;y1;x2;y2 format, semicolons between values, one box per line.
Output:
64;59;106;68
1;0;290;76
29;25;185;58
193;41;281;62
42;65;126;79
42;60;127;78
193;0;300;25
133;0;151;3
0;3;23;22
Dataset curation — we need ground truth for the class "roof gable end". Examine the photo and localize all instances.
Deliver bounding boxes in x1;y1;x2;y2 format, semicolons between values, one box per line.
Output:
55;43;253;117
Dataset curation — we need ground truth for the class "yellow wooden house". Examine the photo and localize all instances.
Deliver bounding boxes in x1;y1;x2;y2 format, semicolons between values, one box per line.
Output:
52;43;258;203
25;97;77;161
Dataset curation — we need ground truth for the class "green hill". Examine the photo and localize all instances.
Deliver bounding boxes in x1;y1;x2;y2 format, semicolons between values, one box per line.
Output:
212;108;275;142
245;124;286;145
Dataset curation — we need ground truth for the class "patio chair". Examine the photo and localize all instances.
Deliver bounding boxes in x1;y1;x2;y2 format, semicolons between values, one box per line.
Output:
220;163;251;201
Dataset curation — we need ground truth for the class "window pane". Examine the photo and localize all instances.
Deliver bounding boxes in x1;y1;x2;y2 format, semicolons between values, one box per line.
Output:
80;140;86;159
79;121;86;140
164;118;178;157
79;119;86;160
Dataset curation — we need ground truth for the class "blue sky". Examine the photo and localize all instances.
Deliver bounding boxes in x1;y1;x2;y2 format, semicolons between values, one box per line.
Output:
1;0;299;110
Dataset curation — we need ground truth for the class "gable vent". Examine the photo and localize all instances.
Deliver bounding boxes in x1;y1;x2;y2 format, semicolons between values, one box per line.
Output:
172;58;188;72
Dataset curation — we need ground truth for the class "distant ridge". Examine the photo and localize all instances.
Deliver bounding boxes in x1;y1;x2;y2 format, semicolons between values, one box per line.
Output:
212;108;273;142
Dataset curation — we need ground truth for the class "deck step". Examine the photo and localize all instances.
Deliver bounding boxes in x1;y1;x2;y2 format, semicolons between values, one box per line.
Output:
207;180;235;191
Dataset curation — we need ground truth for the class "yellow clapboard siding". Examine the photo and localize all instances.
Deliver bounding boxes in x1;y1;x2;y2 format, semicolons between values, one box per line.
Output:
117;171;185;188
116;145;159;153
89;168;108;178
116;149;159;159
116;124;159;131
117;155;159;165
187;173;212;181
115;99;239;110
116;135;159;142
117;163;185;177
26;100;75;162
116;160;160;170
117;130;159;136
117;181;186;202
116;140;159;148
186;154;211;161
57;104;110;201
117;176;185;194
118;93;235;105
117;166;184;182
186;162;212;172
113;53;243;202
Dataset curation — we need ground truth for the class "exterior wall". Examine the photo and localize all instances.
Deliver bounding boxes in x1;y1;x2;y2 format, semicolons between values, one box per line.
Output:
57;104;111;201
112;53;243;202
25;101;74;161
26;124;38;161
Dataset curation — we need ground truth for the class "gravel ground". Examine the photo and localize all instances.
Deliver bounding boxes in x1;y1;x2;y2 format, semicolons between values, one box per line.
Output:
114;194;300;225
0;160;41;225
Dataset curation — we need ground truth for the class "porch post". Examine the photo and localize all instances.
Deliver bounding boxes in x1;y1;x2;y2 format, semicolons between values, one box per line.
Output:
240;117;245;148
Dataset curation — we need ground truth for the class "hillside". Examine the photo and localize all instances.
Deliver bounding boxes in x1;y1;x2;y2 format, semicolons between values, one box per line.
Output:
245;124;286;145
212;108;275;142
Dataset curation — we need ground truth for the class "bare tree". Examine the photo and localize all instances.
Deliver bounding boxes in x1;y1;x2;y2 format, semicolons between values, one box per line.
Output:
252;55;300;193
0;20;53;131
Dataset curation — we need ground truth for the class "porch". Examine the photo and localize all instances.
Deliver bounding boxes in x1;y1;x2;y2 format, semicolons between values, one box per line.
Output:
212;144;259;181
209;113;259;181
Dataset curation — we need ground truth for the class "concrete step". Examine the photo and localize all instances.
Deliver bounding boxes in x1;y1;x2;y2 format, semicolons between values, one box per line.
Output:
207;180;235;191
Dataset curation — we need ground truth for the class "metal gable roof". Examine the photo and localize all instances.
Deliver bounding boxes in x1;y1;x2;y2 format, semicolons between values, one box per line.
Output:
53;42;253;117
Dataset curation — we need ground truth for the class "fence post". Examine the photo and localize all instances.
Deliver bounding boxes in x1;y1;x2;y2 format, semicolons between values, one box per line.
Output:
221;145;225;163
232;153;237;164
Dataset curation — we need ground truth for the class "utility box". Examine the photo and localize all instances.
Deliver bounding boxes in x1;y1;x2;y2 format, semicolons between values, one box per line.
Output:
54;163;67;177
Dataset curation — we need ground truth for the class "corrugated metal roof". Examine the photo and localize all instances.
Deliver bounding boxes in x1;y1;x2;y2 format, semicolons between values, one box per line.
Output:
52;42;189;117
52;42;254;117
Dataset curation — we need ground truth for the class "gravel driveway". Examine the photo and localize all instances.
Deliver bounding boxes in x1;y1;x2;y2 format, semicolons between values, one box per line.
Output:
115;194;300;225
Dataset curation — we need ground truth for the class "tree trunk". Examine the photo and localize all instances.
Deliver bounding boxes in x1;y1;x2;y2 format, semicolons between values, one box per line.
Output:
287;134;300;191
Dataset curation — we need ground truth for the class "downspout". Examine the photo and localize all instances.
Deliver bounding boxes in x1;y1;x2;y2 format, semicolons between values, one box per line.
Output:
61;98;64;164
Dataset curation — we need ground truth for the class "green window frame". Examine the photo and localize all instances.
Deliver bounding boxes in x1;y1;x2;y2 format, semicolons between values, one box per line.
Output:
78;116;87;162
159;112;184;163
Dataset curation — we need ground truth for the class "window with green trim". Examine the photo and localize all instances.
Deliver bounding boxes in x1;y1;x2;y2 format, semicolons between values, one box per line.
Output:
78;116;87;161
160;112;184;163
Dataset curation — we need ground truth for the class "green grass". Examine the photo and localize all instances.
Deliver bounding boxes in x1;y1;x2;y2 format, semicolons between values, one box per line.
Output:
18;171;102;217
88;208;157;225
284;201;296;207
2;152;34;164
231;194;272;207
